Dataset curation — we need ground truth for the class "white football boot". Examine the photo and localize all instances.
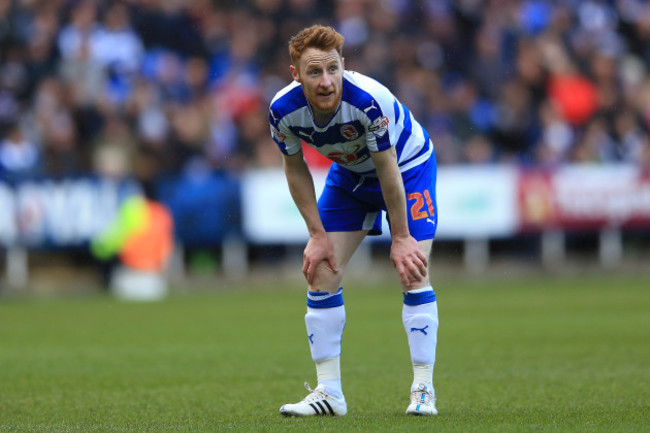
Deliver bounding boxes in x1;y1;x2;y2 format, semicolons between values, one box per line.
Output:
280;382;347;416
405;383;438;416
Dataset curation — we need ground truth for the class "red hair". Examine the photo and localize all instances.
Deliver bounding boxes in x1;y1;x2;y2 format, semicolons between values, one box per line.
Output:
289;25;344;67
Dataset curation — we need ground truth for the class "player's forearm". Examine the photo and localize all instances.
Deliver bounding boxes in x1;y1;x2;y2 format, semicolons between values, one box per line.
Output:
372;149;411;238
380;176;410;238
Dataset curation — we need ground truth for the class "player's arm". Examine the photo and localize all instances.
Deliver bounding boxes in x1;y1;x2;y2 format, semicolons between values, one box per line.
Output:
370;147;427;286
282;152;339;283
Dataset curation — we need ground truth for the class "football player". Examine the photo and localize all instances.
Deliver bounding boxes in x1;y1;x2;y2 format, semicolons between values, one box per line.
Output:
270;25;439;417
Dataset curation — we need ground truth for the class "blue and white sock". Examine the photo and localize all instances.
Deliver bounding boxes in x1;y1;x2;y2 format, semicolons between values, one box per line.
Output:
402;286;438;392
305;288;345;398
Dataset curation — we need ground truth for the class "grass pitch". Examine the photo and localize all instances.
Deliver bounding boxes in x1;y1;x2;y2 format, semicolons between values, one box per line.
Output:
0;271;648;432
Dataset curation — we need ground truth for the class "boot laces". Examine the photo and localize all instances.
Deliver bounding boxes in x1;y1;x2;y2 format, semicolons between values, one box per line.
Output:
301;382;328;403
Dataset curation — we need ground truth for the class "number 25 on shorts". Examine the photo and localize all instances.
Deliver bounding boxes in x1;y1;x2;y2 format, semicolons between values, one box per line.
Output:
408;190;435;220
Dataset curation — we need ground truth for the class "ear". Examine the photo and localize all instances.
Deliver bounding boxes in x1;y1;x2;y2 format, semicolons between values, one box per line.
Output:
290;64;300;82
341;57;345;70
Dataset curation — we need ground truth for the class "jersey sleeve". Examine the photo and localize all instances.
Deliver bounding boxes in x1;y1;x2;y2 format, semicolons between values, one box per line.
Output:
360;85;396;153
269;109;301;156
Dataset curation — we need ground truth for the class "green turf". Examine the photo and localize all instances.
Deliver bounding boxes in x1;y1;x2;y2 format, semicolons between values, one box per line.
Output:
1;272;649;432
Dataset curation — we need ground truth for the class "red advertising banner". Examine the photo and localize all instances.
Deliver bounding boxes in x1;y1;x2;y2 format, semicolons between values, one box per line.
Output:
519;165;650;230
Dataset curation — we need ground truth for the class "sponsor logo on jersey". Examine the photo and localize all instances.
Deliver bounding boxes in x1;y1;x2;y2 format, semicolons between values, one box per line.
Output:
326;145;369;166
369;116;389;138
271;126;286;143
340;124;359;141
327;151;358;164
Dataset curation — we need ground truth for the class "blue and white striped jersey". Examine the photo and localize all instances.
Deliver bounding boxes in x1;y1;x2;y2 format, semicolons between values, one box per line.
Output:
269;70;433;175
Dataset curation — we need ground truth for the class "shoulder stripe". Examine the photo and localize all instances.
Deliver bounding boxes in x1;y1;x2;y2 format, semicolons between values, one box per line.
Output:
394;99;401;124
394;102;413;160
342;78;384;121
269;84;307;127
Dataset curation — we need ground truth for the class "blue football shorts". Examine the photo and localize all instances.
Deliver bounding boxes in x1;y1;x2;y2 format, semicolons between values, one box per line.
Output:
318;152;438;241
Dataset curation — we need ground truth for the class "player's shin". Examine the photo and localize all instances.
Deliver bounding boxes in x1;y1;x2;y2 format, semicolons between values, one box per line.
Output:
305;288;346;398
402;286;438;392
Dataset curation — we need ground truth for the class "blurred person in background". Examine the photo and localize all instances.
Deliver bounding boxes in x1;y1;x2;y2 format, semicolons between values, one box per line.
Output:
4;0;650;177
91;114;135;180
270;25;439;417
0;121;41;180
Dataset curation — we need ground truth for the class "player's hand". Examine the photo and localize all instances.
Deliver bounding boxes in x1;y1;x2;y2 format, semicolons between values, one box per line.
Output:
302;233;339;284
390;235;428;287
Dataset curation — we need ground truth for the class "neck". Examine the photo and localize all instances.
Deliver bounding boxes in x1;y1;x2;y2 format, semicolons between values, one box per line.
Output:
312;111;331;126
311;104;338;127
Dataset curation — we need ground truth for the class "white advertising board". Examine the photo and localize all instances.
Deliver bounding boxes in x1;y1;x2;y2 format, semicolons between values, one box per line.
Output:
436;166;519;239
241;168;328;244
241;166;519;243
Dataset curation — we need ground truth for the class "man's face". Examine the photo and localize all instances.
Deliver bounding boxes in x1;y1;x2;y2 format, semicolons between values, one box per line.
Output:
291;48;344;116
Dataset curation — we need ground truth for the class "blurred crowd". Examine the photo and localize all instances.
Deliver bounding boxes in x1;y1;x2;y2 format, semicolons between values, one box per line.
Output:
1;0;650;185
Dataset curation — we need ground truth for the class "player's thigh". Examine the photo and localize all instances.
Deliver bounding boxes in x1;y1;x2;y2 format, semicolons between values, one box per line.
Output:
310;230;368;292
417;237;433;258
329;230;369;268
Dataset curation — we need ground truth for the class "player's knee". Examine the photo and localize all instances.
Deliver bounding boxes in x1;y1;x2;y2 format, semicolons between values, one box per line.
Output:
402;278;430;293
402;280;431;293
309;262;344;293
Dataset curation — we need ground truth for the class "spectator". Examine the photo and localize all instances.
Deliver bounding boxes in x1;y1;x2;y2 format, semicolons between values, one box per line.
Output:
57;1;101;63
92;115;135;181
0;121;40;180
0;0;649;178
